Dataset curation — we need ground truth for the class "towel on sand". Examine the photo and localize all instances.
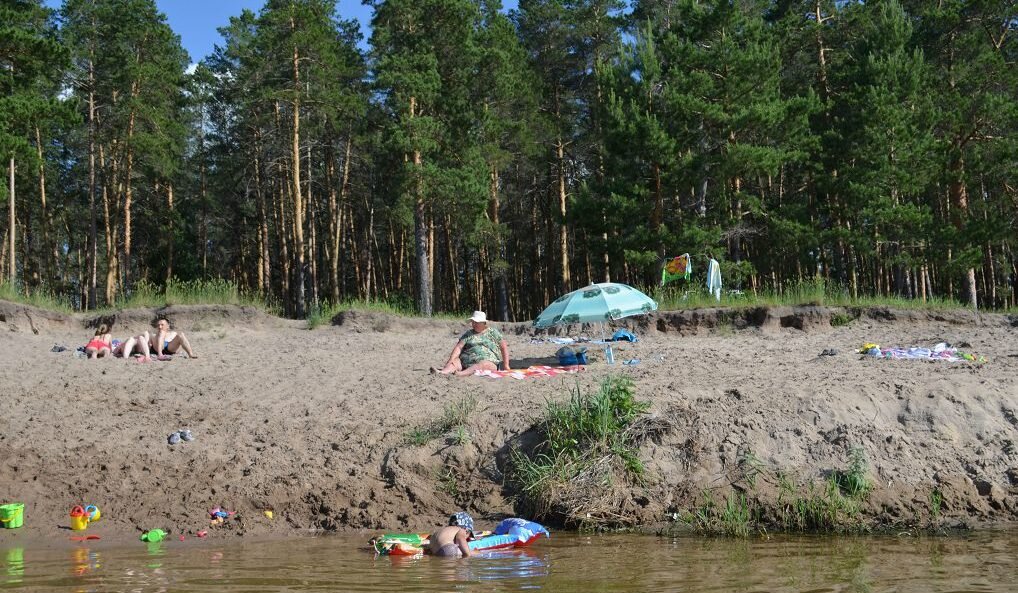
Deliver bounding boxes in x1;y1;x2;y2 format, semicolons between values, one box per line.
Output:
474;365;585;380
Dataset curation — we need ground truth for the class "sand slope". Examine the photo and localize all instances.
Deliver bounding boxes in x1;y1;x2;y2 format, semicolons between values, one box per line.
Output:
0;301;1015;542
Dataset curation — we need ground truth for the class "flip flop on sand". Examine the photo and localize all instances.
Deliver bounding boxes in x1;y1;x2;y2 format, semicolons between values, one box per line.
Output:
168;432;181;445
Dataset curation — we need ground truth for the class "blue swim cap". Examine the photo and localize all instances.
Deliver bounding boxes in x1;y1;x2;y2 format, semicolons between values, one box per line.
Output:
449;512;474;533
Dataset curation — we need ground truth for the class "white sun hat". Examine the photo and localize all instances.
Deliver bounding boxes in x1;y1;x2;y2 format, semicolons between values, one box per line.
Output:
468;311;487;323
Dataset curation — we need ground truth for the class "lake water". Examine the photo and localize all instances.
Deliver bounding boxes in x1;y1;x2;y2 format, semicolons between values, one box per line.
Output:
2;532;1016;592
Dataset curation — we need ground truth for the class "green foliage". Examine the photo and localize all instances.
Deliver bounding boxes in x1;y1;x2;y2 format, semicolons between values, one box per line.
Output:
107;279;270;312
543;376;649;461
929;489;943;520
689;490;754;538
5;0;1018;318
831;312;857;327
437;467;459;497
0;281;73;313
677;449;877;537
836;447;874;499
656;277;972;312
508;375;651;527
403;394;478;446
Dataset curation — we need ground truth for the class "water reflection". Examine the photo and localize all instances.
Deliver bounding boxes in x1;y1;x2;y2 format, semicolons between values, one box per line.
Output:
5;547;24;584
0;532;1015;592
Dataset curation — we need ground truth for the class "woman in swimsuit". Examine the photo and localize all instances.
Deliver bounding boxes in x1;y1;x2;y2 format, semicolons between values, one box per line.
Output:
84;324;113;358
431;311;510;376
149;317;197;358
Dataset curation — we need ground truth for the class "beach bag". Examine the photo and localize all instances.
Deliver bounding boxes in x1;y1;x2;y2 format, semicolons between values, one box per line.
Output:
556;345;588;365
612;328;638;342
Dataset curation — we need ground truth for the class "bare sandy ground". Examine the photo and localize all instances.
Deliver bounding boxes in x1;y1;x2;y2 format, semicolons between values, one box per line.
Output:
0;301;1015;545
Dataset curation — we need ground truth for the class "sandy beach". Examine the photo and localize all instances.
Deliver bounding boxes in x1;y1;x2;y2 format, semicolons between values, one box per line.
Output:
0;301;1016;544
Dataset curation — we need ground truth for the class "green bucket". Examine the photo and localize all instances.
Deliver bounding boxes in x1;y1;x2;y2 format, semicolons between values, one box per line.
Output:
0;503;24;529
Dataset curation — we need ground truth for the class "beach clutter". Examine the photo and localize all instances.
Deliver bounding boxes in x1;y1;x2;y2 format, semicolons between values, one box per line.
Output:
140;529;167;542
0;503;25;529
263;510;274;520
209;506;234;525
69;506;90;531
85;505;101;522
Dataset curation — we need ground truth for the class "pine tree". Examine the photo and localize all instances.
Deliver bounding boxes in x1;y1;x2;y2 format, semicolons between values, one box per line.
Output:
0;0;65;288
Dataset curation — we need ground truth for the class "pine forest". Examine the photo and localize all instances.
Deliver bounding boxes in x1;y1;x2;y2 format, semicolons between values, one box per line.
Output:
1;0;1016;320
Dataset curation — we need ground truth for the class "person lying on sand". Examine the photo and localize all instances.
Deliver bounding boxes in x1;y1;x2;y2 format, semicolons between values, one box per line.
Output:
428;512;475;557
112;332;152;362
149;317;197;358
83;324;113;358
431;311;509;376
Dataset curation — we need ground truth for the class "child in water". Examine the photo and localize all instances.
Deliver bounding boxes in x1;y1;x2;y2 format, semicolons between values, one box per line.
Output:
83;324;113;359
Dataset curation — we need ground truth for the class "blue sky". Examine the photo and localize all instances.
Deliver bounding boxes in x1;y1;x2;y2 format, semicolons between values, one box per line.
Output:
45;0;520;63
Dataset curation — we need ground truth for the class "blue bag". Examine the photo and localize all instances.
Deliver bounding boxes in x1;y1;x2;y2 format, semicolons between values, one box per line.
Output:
556;345;588;365
612;328;638;342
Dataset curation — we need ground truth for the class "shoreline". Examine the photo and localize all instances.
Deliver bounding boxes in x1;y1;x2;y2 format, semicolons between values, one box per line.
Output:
1;300;1016;545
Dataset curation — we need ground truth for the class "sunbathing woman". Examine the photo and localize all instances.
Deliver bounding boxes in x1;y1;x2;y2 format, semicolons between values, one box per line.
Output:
84;324;113;358
432;311;510;376
149;317;197;358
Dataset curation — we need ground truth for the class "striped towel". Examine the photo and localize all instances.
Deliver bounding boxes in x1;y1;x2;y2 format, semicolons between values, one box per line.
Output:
474;365;585;380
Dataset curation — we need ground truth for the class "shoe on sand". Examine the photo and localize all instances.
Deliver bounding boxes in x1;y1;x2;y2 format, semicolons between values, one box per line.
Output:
179;429;194;442
168;432;181;445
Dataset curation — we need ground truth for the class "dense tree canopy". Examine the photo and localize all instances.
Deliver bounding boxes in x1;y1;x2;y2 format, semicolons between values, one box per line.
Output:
1;0;1015;317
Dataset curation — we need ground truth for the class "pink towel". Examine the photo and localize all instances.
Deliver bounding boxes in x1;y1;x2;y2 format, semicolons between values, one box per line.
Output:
474;365;585;379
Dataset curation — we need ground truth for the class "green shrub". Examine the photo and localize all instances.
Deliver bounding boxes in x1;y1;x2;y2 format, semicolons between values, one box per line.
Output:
508;376;652;528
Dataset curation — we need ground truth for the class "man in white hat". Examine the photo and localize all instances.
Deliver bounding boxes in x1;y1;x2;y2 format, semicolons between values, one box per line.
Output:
431;310;511;376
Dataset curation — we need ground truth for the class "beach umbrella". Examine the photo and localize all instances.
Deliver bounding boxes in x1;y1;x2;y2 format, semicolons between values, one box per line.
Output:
533;283;658;363
533;282;658;328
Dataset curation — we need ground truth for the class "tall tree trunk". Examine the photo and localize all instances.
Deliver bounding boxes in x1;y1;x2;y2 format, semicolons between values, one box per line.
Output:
199;149;208;278
326;144;339;303
7;157;13;284
165;182;174;285
101;144;117;305
87;54;98;308
556;137;570;292
490;165;509;321
949;156;977;308
275;177;290;308
290;32;306;318
409;96;431;315
34;126;55;286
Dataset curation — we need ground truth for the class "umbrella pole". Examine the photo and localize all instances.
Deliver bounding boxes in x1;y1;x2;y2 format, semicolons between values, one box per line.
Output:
602;322;614;365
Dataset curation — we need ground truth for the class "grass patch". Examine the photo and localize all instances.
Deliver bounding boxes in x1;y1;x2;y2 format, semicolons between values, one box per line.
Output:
688;490;755;537
655;277;975;312
101;279;273;313
306;298;468;328
0;281;74;313
830;311;857;327
673;450;877;536
437;467;459;497
403;394;478;446
508;376;659;529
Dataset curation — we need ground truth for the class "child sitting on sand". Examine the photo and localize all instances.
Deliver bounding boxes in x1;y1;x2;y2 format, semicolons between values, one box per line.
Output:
83;324;113;358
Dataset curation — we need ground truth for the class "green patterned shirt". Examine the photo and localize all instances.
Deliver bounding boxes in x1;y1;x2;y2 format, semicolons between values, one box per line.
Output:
458;327;504;367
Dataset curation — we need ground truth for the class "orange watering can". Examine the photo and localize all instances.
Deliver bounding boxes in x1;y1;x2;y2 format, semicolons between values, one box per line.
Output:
69;506;89;531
